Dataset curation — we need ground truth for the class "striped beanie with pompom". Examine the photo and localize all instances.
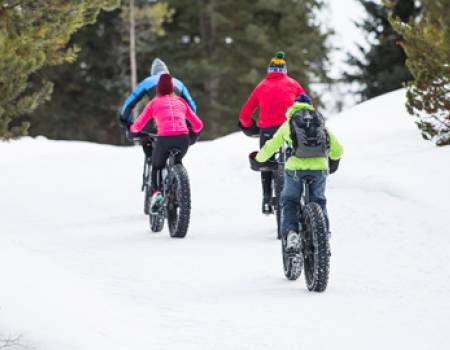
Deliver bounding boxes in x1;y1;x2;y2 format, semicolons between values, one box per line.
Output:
268;51;287;73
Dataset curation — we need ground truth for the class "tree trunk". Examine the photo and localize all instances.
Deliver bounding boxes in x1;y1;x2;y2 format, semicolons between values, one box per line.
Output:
199;0;220;134
129;0;138;120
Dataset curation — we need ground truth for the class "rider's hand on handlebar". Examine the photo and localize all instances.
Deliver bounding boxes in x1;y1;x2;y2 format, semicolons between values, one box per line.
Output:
239;119;260;137
126;129;143;141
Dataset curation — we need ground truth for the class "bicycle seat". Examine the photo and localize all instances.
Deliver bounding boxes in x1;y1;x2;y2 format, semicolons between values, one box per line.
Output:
302;175;315;184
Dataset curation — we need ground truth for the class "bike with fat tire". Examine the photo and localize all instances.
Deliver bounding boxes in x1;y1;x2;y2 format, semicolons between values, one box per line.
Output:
130;131;191;238
146;149;191;238
280;175;330;292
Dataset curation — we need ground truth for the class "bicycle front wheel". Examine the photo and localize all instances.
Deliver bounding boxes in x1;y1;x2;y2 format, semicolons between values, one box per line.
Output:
149;212;165;232
167;164;191;238
303;202;330;292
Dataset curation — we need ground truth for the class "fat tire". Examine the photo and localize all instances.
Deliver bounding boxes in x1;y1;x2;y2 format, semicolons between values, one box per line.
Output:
167;164;191;238
149;212;164;232
303;202;330;292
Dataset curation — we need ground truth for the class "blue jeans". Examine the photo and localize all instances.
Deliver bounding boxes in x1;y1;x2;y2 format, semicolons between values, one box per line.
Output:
280;170;328;239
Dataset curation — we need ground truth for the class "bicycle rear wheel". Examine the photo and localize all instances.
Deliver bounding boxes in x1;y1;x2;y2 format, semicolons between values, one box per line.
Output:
303;202;330;292
167;164;191;238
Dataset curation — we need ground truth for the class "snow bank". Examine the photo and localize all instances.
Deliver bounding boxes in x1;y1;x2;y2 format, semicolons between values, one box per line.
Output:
1;90;449;349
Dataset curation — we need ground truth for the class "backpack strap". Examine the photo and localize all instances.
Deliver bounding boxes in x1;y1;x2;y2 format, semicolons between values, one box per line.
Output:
289;116;298;150
325;128;330;151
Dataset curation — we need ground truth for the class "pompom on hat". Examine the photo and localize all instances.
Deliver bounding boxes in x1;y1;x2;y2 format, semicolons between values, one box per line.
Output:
268;51;287;73
156;73;174;95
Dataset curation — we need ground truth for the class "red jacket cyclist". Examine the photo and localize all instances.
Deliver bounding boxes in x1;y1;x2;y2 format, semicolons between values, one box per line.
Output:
239;51;305;214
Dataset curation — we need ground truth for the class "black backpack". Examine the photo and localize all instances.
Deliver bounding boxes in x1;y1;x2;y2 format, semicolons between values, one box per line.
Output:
289;109;328;158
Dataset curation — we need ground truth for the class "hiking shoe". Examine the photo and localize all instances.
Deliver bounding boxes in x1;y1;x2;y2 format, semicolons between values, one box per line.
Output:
286;230;300;253
262;196;273;215
150;191;164;215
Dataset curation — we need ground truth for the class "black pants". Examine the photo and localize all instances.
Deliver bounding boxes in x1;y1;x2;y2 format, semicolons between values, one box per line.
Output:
260;126;279;198
151;134;190;192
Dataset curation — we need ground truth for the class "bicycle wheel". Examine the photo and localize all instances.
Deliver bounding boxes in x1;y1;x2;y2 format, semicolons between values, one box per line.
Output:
274;162;284;239
281;238;302;281
167;164;191;238
303;202;330;292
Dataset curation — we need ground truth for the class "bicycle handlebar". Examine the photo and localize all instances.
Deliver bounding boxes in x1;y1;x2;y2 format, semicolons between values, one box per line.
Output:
125;129;157;142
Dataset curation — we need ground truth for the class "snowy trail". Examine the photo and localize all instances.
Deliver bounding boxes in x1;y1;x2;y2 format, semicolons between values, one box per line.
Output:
1;90;450;349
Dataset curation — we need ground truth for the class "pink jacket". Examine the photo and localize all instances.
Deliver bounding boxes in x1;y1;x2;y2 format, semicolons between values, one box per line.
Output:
130;94;203;136
239;72;304;128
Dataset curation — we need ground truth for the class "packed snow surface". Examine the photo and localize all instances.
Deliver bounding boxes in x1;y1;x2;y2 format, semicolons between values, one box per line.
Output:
1;90;449;349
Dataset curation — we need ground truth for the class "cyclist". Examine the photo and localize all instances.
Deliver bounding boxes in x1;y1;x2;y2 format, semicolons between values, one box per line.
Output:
239;51;305;214
128;73;203;212
252;94;343;252
119;58;197;159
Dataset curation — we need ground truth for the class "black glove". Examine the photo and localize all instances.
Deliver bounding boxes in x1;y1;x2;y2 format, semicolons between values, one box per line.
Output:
329;158;340;174
125;129;146;141
239;119;260;137
189;130;200;145
117;112;131;129
249;151;274;171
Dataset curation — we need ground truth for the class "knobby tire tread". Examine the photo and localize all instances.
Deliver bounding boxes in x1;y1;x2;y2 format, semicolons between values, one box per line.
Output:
304;202;330;292
168;164;191;238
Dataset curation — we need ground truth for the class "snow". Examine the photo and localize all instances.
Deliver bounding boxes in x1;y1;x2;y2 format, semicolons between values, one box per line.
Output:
1;89;450;349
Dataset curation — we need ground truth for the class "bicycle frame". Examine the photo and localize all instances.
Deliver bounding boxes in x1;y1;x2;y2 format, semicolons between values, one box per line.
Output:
161;150;181;197
300;176;314;209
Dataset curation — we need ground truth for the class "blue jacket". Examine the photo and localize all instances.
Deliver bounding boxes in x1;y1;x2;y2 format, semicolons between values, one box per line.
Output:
120;74;197;124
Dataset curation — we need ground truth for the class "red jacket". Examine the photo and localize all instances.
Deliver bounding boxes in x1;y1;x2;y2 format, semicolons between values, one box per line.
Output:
239;72;305;128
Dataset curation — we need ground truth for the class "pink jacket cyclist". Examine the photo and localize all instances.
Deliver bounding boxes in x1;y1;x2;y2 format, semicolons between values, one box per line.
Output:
129;73;203;207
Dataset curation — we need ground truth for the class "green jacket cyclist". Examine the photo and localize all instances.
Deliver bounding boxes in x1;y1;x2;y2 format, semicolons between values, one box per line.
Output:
254;94;343;251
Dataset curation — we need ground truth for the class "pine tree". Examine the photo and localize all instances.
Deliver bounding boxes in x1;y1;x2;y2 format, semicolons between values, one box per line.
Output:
391;0;450;146
345;0;421;101
150;0;331;138
27;9;125;144
28;1;173;144
0;0;119;140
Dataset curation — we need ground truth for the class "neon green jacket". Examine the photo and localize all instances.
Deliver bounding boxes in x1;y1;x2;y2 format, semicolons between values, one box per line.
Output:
255;102;343;171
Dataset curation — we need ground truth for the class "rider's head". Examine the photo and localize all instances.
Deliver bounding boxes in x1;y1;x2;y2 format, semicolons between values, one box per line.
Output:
156;73;174;95
267;51;287;73
150;58;170;76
